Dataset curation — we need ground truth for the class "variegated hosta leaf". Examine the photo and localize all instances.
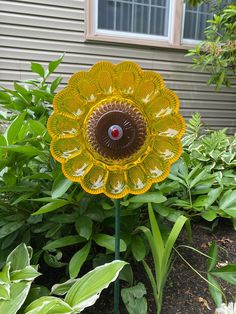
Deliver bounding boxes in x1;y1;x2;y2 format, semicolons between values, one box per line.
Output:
24;296;73;314
10;265;40;282
65;260;127;312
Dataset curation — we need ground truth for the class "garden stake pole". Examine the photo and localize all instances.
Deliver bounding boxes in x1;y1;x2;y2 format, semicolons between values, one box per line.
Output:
114;198;121;314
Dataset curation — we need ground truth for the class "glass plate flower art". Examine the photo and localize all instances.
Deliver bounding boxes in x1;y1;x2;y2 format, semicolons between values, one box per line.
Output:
47;61;185;199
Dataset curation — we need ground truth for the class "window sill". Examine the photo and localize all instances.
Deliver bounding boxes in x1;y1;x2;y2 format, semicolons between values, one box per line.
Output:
85;33;197;51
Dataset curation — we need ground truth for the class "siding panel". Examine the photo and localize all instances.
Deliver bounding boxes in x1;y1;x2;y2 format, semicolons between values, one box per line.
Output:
0;0;235;133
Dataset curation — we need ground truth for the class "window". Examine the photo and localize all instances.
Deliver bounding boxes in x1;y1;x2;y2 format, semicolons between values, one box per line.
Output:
86;0;233;48
98;0;170;38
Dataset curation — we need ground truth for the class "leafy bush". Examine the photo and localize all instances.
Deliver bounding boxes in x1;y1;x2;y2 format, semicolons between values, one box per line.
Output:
156;113;236;224
187;4;236;88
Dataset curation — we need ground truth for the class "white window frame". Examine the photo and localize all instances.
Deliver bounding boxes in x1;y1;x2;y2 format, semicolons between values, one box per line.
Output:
85;0;209;49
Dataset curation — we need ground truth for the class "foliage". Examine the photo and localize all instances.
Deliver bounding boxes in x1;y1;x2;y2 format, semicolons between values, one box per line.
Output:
136;203;187;314
187;4;236;88
155;113;236;225
207;242;236;307
121;282;147;314
0;243;127;314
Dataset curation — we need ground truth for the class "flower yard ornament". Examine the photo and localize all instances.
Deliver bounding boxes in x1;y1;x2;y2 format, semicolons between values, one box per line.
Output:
48;61;185;198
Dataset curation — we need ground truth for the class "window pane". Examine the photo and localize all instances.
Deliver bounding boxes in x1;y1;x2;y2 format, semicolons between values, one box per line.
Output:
97;0;170;37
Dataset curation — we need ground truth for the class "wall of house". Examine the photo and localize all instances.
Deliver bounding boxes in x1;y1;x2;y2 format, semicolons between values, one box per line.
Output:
0;0;235;133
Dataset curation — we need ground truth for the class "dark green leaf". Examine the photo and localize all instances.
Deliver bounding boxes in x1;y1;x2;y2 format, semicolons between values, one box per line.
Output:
51;173;72;199
75;216;93;240
69;242;91;278
93;234;127;252
128;192;167;204
32;199;69;215
131;235;146;262
43;235;84;251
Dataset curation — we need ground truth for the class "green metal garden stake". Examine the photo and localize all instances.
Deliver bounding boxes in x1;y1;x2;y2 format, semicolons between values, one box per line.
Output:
114;199;121;314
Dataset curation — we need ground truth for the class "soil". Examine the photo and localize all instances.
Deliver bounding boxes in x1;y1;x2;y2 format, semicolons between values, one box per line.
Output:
84;219;236;314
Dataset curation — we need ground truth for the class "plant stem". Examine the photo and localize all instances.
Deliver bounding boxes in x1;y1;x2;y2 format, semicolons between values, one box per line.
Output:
114;199;121;314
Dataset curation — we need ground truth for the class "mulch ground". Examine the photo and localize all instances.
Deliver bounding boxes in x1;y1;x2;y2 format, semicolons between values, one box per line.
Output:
84;219;236;314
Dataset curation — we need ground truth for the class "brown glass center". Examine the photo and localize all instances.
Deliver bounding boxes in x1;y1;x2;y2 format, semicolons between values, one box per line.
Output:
86;101;147;159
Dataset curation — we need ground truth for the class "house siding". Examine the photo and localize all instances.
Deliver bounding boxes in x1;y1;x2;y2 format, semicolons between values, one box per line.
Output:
0;0;235;133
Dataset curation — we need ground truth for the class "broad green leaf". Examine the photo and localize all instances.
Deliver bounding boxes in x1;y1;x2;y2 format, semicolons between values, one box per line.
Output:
69;242;91;278
43;235;84;251
51;279;77;296
219;189;236;210
201;211;217;221
31;62;45;78
6;243;30;271
121;282;147;314
65;260;127;311
0;134;7;146
208;243;218;271
0;221;25;239
11;266;40;282
32;200;69;215
211;264;236;285
0;281;31;314
128;192;166;204
75;216;93;240
5;111;26;144
50;77;63;93
93;234;127;252
0;145;40;156
223;208;236;217
131;235;146;262
207;274;222;307
0;91;11;104
51;173;72;199
28;120;46;136
24;296;72;314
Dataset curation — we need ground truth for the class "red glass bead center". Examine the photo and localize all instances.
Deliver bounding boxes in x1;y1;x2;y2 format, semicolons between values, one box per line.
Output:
111;127;120;138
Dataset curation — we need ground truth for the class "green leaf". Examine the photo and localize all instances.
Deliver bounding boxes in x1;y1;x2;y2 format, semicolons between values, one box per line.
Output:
28;120;46;136
51;279;77;296
5;111;26;144
128;192;167;204
69;241;91;278
201;211;217;221
75;216;93;240
0;145;40;156
50;77;63;93
207;274;222;307
0;263;11;283
219;190;236;210
0;91;11;104
65;260;127;312
48;54;64;74
32;199;69;215
93;234;127;252
0;221;25;239
208;243;218;272
131;235;146;262
121;283;147;314
51;173;73;199
6;243;30;271
189;169;208;189
31;62;45;78
224;208;236;218
43;235;84;251
0;284;10;301
10;266;40;282
0;281;31;314
211;264;236;285
24;296;72;314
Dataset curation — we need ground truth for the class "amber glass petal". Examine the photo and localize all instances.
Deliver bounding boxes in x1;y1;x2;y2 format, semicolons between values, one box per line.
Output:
152;114;185;138
115;61;142;96
142;153;170;181
68;72;98;102
50;137;82;162
127;165;149;193
47;113;79;138
81;165;108;194
145;88;179;119
153;136;182;163
62;152;92;182
53;88;86;119
135;71;164;104
105;170;127;198
89;61;115;95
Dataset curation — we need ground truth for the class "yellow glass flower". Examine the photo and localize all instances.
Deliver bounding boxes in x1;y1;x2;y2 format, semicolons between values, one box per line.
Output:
47;61;185;199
